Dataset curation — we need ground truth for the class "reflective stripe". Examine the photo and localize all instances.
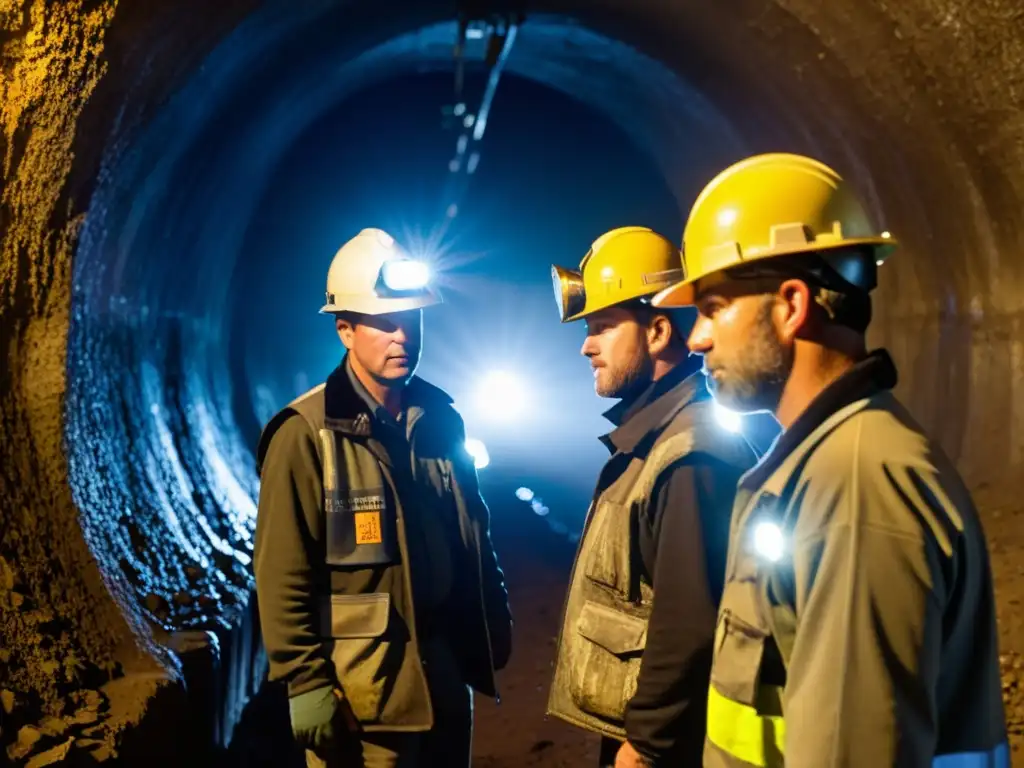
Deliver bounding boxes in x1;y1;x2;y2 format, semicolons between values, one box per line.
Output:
706;684;786;767
933;742;1010;768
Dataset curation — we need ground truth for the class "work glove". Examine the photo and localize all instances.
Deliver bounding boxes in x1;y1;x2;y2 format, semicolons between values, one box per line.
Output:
288;685;356;752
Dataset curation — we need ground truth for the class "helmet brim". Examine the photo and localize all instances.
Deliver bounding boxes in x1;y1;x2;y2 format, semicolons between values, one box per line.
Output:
320;291;442;316
653;236;897;307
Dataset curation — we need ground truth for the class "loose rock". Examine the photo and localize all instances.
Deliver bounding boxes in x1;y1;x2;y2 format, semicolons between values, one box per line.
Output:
67;707;100;726
39;716;68;737
25;737;74;767
7;725;42;762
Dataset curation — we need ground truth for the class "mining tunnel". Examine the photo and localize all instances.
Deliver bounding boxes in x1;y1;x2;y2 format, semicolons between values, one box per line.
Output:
3;0;1024;765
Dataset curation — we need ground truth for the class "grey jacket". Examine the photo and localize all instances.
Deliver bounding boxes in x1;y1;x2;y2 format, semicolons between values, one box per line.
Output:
704;350;1008;767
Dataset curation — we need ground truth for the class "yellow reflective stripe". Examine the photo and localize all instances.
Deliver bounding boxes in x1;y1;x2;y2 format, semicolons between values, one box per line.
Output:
706;684;786;767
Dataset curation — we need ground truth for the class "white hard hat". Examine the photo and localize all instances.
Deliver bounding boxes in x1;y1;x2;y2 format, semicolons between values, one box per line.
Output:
320;228;442;315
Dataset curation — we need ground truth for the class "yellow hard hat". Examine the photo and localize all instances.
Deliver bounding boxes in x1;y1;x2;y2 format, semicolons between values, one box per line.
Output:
551;226;685;322
652;153;898;307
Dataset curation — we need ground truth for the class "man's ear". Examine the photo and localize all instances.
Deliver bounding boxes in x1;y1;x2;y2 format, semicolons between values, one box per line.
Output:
336;315;356;349
776;279;815;342
646;313;676;356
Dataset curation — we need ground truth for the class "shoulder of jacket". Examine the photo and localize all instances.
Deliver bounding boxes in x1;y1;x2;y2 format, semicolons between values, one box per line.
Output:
256;385;326;475
287;382;327;420
797;394;973;536
811;393;931;473
629;405;723;498
660;398;756;468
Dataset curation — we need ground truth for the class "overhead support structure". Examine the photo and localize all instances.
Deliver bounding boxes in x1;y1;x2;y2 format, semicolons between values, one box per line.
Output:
440;4;524;221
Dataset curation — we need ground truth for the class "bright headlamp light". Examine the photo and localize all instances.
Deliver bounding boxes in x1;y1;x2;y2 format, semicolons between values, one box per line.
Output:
379;259;431;293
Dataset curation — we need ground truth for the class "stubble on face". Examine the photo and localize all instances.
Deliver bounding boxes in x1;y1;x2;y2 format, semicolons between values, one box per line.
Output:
704;296;792;413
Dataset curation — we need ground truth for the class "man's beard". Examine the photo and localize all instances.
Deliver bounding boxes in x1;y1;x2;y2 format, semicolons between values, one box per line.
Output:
597;347;654;400
705;302;792;413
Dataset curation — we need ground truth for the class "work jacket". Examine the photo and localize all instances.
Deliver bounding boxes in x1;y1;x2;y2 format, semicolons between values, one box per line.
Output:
705;350;1009;767
547;367;757;763
253;360;513;732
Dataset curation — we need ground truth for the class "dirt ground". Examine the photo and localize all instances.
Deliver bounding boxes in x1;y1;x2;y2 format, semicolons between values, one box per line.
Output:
472;499;1024;766
471;512;599;767
978;498;1024;760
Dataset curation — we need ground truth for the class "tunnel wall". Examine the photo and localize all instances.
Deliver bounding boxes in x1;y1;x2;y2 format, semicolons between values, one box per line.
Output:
3;0;1024;762
0;0;271;761
0;2;182;760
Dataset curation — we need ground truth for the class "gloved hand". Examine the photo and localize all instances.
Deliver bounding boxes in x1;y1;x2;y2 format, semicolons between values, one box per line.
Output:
288;685;344;752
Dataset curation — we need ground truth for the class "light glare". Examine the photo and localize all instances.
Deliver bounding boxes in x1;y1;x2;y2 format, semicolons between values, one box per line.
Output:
716;208;738;227
474;370;527;421
753;521;784;563
714;402;743;432
381;260;430;291
464;437;490;470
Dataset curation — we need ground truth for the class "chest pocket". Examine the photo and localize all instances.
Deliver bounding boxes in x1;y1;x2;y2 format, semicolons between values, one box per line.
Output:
711;605;771;707
582;500;634;600
321;429;400;567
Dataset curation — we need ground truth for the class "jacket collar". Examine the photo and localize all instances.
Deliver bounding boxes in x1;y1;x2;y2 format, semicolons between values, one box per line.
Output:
600;363;709;455
324;356;453;437
739;348;899;492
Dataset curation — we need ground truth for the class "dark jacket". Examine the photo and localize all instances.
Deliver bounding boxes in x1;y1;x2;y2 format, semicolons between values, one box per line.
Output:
253;361;513;731
547;366;758;764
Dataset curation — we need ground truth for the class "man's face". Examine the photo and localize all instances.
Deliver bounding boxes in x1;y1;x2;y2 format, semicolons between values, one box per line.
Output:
338;309;423;385
689;287;793;413
580;307;654;399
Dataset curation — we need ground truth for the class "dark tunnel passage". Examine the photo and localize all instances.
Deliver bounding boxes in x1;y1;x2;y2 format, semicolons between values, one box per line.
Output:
3;0;1024;764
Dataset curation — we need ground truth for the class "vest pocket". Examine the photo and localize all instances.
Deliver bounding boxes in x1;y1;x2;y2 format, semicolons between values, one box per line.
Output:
710;609;767;706
322;593;396;722
582;501;631;598
567;600;647;722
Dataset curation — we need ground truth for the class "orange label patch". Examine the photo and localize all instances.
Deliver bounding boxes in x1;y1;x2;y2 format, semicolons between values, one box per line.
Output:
354;511;383;545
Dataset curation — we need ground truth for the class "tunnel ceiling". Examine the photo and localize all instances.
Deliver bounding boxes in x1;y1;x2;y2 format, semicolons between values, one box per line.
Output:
3;0;1024;758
